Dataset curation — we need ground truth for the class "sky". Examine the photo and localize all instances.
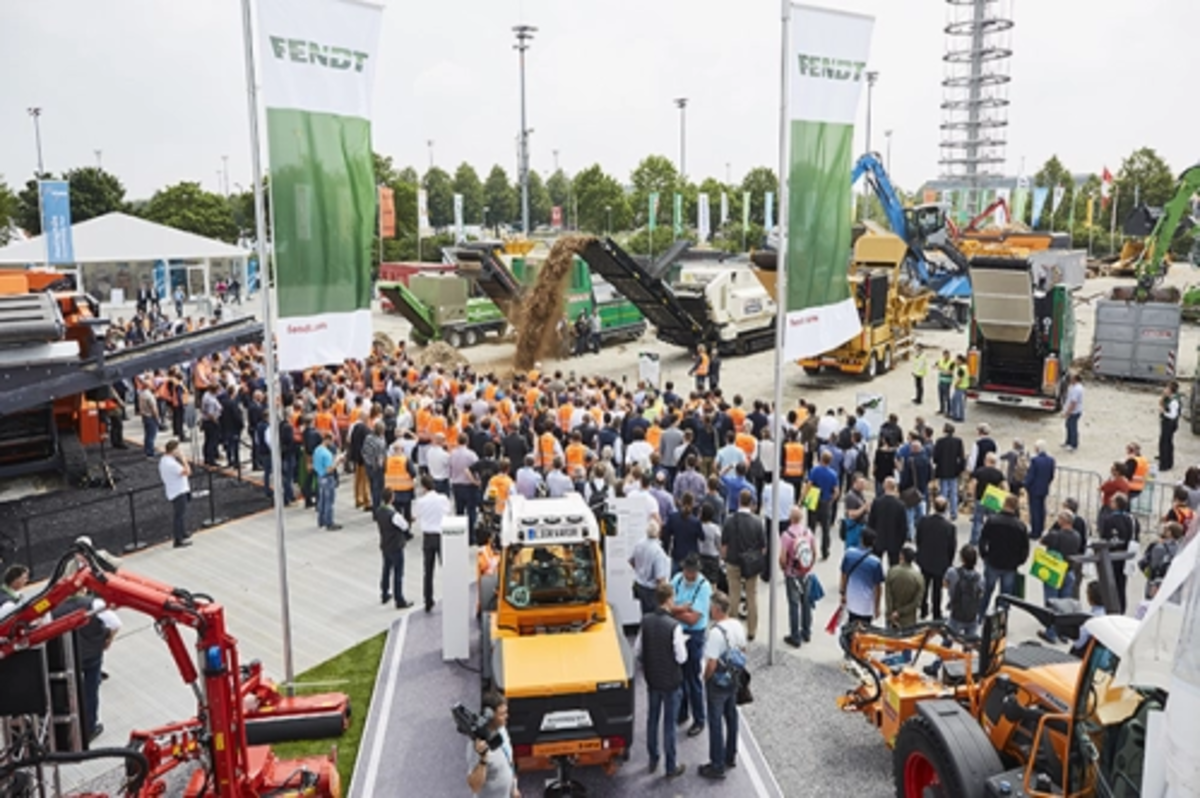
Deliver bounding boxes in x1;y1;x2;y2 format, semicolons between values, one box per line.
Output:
2;0;1196;202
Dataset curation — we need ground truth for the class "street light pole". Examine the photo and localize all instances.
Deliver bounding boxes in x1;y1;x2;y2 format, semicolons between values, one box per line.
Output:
95;149;103;169
865;71;878;155
553;149;559;173
427;139;435;171
884;129;893;173
605;205;612;236
514;24;537;237
222;154;230;197
27;107;44;175
674;97;688;181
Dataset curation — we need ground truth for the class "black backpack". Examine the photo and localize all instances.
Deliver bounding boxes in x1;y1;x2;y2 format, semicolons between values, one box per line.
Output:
854;444;870;478
837;426;854;450
950;567;983;623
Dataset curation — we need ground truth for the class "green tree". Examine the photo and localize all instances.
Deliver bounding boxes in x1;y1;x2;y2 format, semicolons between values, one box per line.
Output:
1114;147;1175;225
0;178;16;244
422;167;453;228
626;226;690;255
230;178;271;243
16;167;127;235
1032;155;1076;231
630;155;679;228
397;166;419;186
571;164;630;234
373;152;399;186
142;181;238;243
546;169;571;210
451;163;485;224
740;167;779;226
483;166;517;227
526;171;551;228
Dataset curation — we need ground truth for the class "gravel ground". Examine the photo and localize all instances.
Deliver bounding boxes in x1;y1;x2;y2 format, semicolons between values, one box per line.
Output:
742;645;894;797
0;445;271;578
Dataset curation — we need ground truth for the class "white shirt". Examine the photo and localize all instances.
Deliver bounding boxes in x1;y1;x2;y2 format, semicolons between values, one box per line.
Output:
704;617;747;671
158;455;190;500
760;480;796;521
627;489;661;526
426;445;451;481
413;491;451;536
817;414;840;443
1065;383;1084;414
626;440;654;470
629;537;671;588
546;470;574;498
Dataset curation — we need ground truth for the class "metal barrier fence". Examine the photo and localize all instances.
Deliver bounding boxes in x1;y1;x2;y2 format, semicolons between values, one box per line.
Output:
1045;465;1105;532
2;462;270;580
1130;478;1177;531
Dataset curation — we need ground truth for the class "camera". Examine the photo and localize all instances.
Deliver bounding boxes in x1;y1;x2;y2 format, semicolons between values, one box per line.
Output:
451;703;502;751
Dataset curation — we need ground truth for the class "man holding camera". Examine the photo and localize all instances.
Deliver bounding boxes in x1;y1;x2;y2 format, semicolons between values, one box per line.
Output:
158;439;192;548
467;691;519;798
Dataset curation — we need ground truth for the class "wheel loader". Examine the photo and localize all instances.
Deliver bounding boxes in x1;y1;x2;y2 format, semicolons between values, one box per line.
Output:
838;541;1177;797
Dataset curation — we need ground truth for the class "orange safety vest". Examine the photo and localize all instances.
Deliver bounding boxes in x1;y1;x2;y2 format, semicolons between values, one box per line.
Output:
497;398;514;428
645;426;662;451
484;384;498;402
416;408;432;437
729;407;747;431
428;415;448;440
384;454;414;492
783;442;805;478
314;411;334;433
537;432;558;468
371;366;385;393
1130;456;1149;491
695;352;710;376
526;387;541;409
557;403;574;431
735;432;757;460
485;473;514;514
565;443;587;471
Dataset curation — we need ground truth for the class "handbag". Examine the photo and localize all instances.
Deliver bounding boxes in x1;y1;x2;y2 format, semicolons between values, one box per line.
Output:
807;572;825;604
740;548;765;579
1030;546;1069;588
736;668;754;705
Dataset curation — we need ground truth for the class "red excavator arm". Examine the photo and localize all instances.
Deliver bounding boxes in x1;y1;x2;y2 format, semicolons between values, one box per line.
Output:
0;545;348;797
963;198;1012;233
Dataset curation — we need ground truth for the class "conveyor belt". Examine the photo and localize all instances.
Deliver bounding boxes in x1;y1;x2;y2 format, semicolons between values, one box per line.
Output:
0;293;65;345
451;244;523;318
377;282;438;341
579;238;705;347
0;317;263;416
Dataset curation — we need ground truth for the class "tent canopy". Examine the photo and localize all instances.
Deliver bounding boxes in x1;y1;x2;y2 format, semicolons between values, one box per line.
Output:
0;212;250;265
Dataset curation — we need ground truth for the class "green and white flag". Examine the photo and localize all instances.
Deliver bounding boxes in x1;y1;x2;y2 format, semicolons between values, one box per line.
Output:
742;191;751;228
258;0;382;370
697;193;711;242
648;192;659;233
673;192;683;237
782;4;874;359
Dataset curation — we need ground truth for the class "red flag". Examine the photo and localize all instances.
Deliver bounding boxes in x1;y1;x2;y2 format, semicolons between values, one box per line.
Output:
1101;167;1113;208
825;605;844;635
378;186;396;238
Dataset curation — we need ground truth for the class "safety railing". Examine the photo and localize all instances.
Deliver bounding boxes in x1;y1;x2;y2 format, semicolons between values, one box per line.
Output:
1045;465;1105;532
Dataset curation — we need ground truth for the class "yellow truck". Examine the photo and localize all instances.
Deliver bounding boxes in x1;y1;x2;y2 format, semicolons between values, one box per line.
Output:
798;229;930;378
480;493;634;790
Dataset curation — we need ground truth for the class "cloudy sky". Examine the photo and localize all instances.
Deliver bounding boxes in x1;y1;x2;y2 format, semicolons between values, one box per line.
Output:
2;0;1196;201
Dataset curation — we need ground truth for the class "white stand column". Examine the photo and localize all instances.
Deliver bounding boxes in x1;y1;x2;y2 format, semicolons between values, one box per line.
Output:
441;516;470;661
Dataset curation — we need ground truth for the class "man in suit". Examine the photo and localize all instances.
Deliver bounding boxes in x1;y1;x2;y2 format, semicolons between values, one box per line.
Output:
867;478;909;570
915;496;957;620
1023;440;1056;539
931;423;966;519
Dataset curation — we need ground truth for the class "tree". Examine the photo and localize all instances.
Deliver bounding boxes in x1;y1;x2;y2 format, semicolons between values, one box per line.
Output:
1114;147;1175;225
483;166;517;227
572;164;630;234
142;181;238;243
546;169;571;210
626;226;690;255
16;167;127;235
397;166;419;186
740;167;779;227
526;171;551;228
1032;155;1076;231
230;178;271;243
422;167;453;228
0;178;16;244
630;155;679;228
373;152;399;187
451;163;485;224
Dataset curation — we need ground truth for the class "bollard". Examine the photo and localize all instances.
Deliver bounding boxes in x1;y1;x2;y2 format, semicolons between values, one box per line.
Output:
201;467;229;528
21;517;33;579
124;489;147;553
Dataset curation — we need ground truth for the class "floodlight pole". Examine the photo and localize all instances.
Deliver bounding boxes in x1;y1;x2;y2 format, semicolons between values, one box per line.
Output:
514;25;537;236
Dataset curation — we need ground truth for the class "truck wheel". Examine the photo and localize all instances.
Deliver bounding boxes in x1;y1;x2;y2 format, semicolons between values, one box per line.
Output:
881;348;893;374
892;706;1002;798
464;329;479;347
866;354;879;379
60;430;88;486
447;330;463;348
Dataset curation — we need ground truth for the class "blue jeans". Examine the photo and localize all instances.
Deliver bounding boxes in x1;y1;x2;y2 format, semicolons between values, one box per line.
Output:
82;659;103;737
453;484;480;539
970;504;992;546
938;381;952;415
317;474;337;528
951;388;966;421
368;467;385;510
906;499;926;539
981;564;1018;622
939;478;959;518
646;687;682;771
705;684;739;771
1065;413;1080;448
785;575;812;642
1041;571;1076;641
381;547;406;604
678;629;706;726
1028;494;1048;539
142;416;158;457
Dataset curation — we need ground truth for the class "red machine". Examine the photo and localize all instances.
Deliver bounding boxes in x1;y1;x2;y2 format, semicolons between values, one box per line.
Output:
0;544;349;797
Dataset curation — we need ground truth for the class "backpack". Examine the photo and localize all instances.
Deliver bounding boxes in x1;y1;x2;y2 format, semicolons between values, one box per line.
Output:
1144;540;1179;581
789;531;816;577
854;444;870;478
1011;451;1030;486
837;426;854;450
712;623;748;690
950;567;983;623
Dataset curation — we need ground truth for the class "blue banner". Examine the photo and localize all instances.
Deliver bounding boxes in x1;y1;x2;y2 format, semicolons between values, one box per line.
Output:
764;191;775;230
39;181;74;265
1031;187;1050;230
154;260;168;299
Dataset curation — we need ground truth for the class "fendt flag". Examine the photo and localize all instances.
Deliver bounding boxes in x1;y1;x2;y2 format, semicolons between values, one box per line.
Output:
257;0;382;370
782;5;874;359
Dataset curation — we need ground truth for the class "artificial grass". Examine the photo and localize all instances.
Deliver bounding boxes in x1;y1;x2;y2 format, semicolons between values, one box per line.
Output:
271;632;387;792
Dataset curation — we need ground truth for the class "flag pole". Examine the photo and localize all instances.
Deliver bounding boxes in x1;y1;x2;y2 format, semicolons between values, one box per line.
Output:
240;0;296;690
1109;184;1119;257
768;0;792;669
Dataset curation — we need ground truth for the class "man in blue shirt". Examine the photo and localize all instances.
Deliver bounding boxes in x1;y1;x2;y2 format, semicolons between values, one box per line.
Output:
720;463;756;514
312;433;343;531
840;527;885;625
805;450;841;560
670;554;712;739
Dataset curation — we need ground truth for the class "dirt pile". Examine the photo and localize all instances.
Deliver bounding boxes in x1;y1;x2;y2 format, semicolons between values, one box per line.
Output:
1108;285;1181;303
514;234;594;371
415;340;469;369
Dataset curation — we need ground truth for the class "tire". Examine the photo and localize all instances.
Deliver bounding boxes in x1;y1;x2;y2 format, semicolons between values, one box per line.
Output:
447;330;463;348
59;430;88;486
881;347;893;374
803;366;822;376
464;329;479;347
892;704;1003;798
866;354;879;379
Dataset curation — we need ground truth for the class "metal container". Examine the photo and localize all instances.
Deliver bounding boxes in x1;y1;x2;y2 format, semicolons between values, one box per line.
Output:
410;273;468;325
1091;299;1180;382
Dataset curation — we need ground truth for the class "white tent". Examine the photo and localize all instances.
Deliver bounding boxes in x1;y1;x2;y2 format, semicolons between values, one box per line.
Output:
0;212;251;304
